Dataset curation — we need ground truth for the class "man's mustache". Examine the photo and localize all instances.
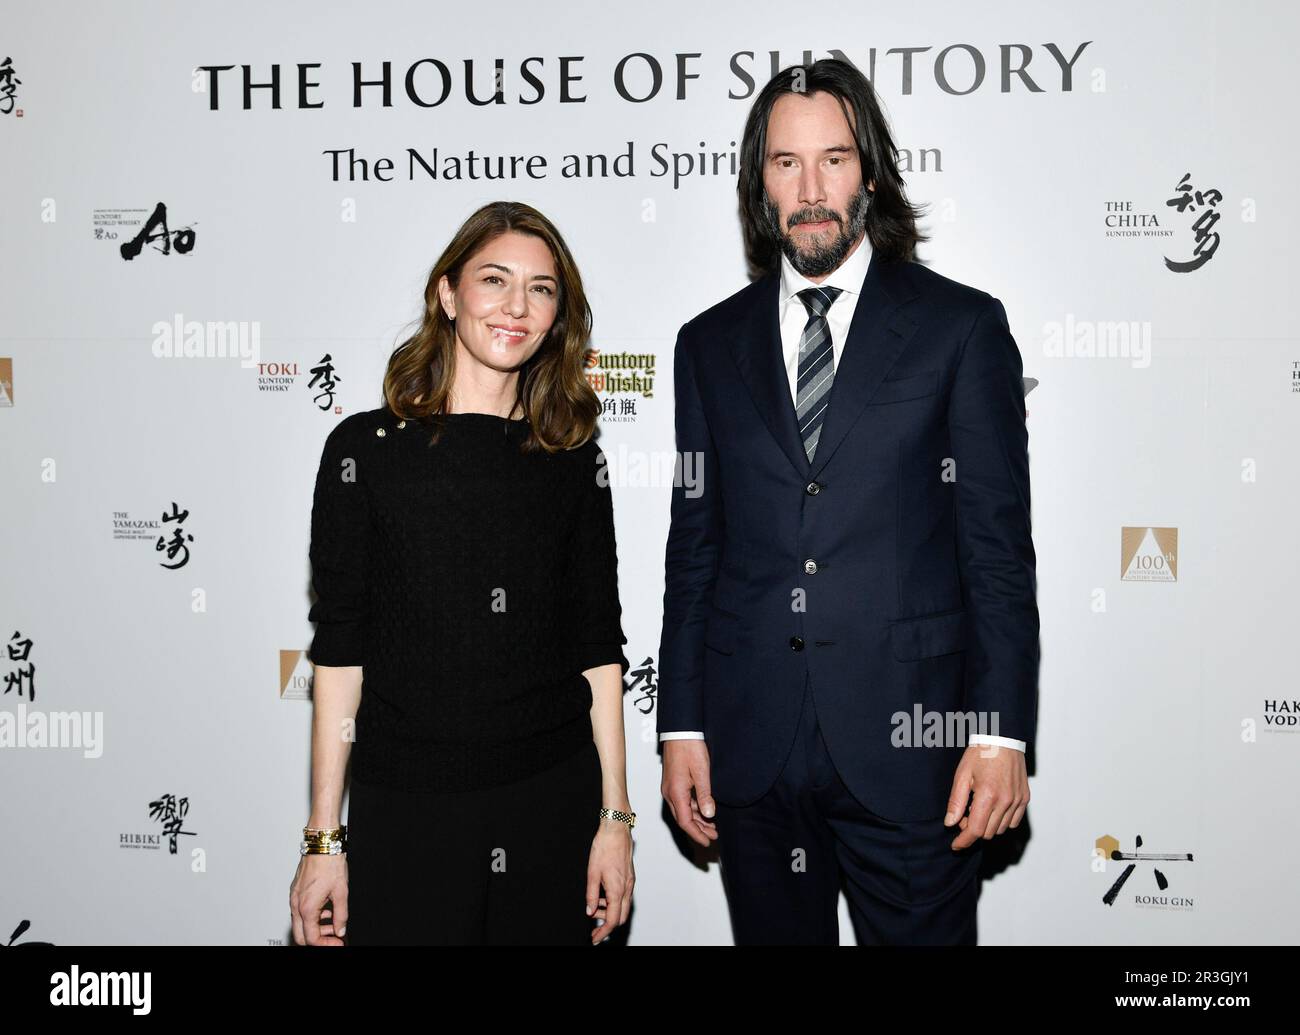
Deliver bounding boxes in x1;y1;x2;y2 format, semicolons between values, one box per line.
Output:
788;209;843;228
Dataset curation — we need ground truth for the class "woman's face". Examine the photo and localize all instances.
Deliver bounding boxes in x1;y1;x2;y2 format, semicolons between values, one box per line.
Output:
438;231;560;373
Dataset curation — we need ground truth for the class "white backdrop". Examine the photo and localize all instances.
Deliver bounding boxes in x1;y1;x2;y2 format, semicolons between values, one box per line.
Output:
2;0;1297;946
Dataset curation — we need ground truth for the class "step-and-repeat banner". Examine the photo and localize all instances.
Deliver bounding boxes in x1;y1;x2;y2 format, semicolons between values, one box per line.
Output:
2;1;1296;945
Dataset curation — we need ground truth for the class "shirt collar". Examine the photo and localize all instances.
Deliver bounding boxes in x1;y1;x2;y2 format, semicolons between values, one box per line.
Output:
779;233;873;311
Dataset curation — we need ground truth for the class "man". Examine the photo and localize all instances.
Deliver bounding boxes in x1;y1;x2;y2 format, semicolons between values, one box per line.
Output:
657;58;1039;945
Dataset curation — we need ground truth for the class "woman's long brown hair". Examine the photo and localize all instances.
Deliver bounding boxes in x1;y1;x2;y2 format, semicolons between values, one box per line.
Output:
383;200;600;453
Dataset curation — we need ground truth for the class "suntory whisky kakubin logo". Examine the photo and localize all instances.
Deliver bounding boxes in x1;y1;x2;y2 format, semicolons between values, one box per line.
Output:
584;347;655;424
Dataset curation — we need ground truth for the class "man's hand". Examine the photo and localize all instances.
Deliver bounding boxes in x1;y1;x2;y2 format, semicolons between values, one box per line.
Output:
944;743;1029;850
662;739;718;847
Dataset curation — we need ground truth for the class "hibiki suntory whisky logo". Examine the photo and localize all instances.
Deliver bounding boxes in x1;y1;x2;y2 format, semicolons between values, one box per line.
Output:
1095;833;1195;910
584;347;655;424
92;201;196;258
1120;526;1177;582
120;794;199;855
1104;172;1223;274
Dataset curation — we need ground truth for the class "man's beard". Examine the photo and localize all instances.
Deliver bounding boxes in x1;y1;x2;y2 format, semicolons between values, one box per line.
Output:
763;185;872;277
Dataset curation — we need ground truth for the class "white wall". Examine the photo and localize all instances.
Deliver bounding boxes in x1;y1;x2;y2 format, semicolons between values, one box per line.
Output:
1;0;1296;945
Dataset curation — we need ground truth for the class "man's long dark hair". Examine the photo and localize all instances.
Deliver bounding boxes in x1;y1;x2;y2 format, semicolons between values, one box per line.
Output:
737;58;928;275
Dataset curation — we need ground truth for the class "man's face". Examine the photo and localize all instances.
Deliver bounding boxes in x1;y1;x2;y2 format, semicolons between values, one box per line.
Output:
760;90;875;278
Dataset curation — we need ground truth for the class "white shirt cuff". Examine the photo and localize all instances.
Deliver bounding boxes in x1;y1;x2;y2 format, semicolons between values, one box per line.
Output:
968;733;1027;752
661;731;1024;750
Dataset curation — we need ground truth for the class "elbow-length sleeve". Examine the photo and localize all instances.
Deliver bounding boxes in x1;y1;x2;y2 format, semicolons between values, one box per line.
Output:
569;444;631;679
306;418;372;667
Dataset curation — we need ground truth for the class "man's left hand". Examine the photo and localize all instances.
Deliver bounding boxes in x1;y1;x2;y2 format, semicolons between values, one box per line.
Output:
944;744;1029;850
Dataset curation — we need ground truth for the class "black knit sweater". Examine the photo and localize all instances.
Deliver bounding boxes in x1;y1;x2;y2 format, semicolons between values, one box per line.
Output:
306;404;629;791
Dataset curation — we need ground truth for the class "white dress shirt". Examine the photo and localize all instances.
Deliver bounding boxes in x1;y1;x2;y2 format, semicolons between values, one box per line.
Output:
661;237;1026;753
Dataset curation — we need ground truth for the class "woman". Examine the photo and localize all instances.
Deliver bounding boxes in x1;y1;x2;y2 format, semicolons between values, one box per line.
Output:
289;201;635;945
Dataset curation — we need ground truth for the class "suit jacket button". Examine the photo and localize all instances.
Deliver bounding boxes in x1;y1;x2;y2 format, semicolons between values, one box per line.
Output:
789;636;804;651
805;481;821;495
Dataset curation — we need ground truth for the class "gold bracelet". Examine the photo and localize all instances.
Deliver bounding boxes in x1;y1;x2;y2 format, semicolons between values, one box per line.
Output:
301;825;348;855
599;808;636;829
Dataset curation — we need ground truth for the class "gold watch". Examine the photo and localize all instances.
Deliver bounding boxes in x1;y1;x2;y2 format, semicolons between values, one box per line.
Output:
599;807;636;829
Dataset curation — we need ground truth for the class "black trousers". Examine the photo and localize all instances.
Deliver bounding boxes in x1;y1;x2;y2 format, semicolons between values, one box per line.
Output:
344;739;602;945
713;678;983;945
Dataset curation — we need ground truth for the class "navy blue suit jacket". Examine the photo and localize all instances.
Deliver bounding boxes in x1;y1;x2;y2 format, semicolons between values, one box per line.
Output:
657;250;1040;822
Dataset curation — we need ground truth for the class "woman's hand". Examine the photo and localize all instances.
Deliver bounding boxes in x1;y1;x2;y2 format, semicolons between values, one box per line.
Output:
290;853;348;946
585;818;634;944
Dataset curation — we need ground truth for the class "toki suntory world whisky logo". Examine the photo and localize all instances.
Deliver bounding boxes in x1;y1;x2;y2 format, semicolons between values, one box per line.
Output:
1121;526;1177;582
1095;833;1195;911
0;55;21;117
624;655;658;716
250;353;345;415
583;346;655;424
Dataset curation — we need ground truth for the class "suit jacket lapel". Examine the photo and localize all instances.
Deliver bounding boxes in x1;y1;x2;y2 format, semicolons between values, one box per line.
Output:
728;248;921;482
809;250;920;479
729;272;810;479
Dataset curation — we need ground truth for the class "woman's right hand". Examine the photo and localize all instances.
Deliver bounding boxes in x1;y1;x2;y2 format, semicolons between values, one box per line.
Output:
290;853;348;946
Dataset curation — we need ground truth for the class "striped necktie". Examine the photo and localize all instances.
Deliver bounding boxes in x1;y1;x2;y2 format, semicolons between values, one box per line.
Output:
795;285;843;463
